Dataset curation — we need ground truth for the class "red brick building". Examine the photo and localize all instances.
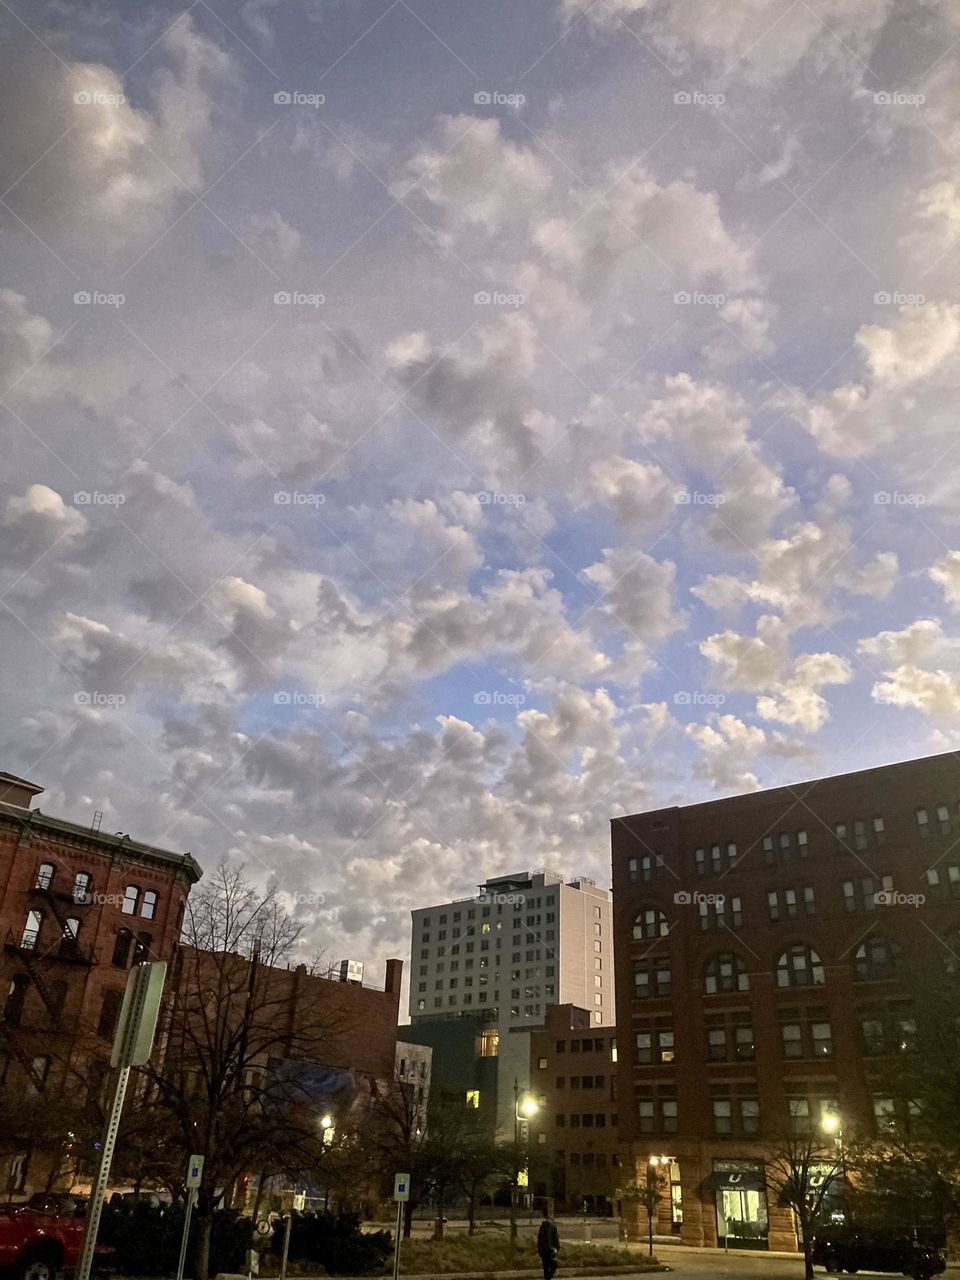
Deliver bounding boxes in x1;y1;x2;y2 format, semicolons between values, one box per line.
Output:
528;1005;620;1214
0;771;201;1196
612;752;960;1252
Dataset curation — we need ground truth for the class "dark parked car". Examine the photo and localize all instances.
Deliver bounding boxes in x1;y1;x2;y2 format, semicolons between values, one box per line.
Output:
812;1225;945;1279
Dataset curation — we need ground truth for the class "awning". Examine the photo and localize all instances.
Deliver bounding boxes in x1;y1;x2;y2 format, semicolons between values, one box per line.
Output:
708;1170;766;1191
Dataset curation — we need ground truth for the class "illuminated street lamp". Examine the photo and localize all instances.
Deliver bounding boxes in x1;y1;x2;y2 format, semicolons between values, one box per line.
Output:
821;1111;846;1184
511;1081;541;1243
320;1113;335;1146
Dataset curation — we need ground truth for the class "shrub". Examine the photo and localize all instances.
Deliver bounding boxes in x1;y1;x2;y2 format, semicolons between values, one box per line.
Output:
270;1211;391;1275
99;1200;252;1275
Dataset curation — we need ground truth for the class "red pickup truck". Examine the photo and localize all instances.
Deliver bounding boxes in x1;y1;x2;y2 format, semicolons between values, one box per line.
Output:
0;1195;103;1280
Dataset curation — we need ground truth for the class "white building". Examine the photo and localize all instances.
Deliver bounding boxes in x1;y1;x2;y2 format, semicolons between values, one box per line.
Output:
406;869;613;1138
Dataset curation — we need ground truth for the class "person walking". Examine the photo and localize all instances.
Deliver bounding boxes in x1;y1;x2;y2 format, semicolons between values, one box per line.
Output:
537;1213;560;1280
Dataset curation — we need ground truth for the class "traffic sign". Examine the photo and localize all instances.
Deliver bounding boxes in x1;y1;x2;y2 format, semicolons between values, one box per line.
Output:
111;961;167;1068
393;1173;411;1203
187;1155;204;1188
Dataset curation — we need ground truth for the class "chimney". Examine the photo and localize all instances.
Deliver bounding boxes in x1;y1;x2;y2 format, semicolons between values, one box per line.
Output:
384;958;403;995
0;773;44;810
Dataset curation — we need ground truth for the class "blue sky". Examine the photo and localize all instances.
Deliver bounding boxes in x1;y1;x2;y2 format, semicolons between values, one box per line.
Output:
2;0;960;984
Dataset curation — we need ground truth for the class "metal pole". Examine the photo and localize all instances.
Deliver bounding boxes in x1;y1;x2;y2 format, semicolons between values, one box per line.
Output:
77;1065;131;1280
176;1190;196;1280
392;1200;402;1280
279;1213;292;1280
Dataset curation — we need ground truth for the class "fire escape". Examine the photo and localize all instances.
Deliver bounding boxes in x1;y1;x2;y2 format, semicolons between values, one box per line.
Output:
2;842;97;1091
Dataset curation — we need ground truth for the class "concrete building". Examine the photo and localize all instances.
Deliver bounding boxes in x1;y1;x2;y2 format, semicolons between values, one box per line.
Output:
528;1005;622;1215
405;869;613;1138
612;751;960;1252
0;770;202;1196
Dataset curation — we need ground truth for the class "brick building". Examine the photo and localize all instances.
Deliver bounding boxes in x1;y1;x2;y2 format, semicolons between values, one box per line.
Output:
0;771;201;1196
528;1005;620;1215
612;752;960;1252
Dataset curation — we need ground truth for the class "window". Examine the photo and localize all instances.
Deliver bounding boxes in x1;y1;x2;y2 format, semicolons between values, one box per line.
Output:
764;831;809;864
73;871;92;904
465;1090;480;1108
925;866;960;899
60;917;80;959
704;952;749;994
633;907;669;940
35;863;54;890
635;1024;674;1064
112;929;133;969
694;844;737;876
916;808;930;837
20;909;43;950
712;1092;759;1136
133;932;152;964
637;1090;677;1135
141;890;157;920
707;1018;754;1062
776;944;825;988
872;1095;896;1131
860;1012;886;1056
855;936;899;981
27;1056;50;1095
842;875;893;912
121;885;140;915
779;1008;832;1058
4;975;29;1027
698;895;742;930
634;962;671;998
629;854;664;882
97;988;124;1040
767;886;815;920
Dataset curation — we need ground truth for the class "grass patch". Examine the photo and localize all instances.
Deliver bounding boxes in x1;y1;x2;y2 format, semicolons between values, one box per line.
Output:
394;1235;658;1274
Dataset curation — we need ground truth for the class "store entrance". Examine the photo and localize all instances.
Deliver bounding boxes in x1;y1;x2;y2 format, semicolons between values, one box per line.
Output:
711;1161;769;1250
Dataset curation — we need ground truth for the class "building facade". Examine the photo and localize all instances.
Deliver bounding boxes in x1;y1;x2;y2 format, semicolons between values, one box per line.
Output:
407;870;616;1141
406;870;613;1137
612;752;960;1251
528;1005;621;1215
0;771;202;1196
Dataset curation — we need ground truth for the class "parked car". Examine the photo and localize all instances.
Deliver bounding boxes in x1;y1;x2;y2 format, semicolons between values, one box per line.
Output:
812;1224;946;1279
0;1196;110;1280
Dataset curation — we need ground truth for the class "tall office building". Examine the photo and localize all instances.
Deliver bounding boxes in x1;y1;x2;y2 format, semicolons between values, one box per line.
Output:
402;868;613;1137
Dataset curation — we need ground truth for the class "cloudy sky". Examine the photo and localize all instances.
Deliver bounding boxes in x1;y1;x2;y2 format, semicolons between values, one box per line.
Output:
3;0;960;990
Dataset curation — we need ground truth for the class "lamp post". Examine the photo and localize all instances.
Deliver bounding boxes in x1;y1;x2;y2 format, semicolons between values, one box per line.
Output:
643;1156;672;1257
511;1080;539;1243
821;1112;844;1174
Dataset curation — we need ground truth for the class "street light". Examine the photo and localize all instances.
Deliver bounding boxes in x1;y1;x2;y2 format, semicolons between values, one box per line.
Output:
821;1111;846;1185
511;1081;541;1243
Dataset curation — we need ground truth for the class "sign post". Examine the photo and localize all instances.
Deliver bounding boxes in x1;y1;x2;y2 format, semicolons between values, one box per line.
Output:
392;1173;410;1280
76;962;167;1280
176;1154;204;1280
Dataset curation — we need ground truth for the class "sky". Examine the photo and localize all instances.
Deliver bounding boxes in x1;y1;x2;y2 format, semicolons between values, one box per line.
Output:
3;0;960;991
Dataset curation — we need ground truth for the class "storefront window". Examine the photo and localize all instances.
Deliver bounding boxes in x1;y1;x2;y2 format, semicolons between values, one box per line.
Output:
712;1160;768;1250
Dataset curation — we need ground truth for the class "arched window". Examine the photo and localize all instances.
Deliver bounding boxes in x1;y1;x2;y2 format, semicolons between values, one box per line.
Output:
632;907;669;940
35;863;54;890
133;932;153;964
73;871;92;904
20;910;43;951
27;1055;50;1095
855;936;899;981
121;885;140;915
176;900;185;933
776;943;825;988
112;928;133;969
141;890;157;920
705;952;749;995
60;918;80;959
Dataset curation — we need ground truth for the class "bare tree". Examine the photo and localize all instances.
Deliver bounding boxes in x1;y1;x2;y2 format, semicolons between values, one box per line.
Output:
766;1121;842;1280
140;864;343;1279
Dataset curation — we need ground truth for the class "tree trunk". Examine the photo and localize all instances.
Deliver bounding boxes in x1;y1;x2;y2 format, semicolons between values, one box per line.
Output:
648;1208;654;1257
403;1200;414;1239
468;1187;477;1235
803;1239;815;1280
434;1186;446;1239
191;1211;212;1280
